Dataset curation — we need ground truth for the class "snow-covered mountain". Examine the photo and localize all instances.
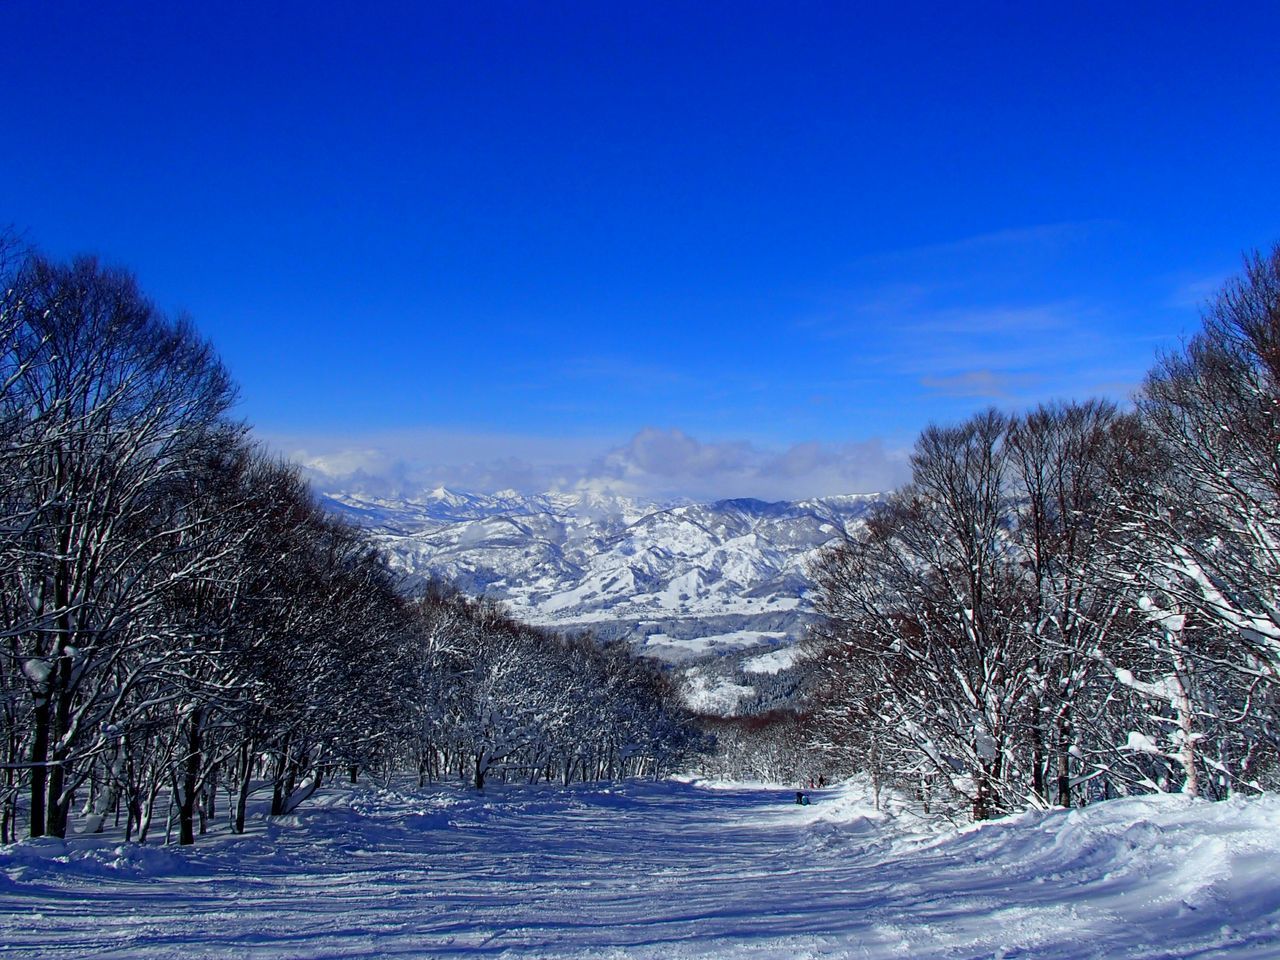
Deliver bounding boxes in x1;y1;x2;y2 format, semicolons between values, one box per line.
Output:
322;487;880;660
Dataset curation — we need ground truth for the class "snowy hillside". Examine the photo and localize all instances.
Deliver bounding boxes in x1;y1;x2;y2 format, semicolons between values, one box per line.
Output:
3;779;1278;958
324;487;879;659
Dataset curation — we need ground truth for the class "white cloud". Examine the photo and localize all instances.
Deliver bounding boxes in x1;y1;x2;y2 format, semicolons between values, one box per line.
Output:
263;425;908;503
579;428;907;501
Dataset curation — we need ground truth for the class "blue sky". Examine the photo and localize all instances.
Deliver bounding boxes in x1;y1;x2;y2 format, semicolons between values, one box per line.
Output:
3;2;1278;499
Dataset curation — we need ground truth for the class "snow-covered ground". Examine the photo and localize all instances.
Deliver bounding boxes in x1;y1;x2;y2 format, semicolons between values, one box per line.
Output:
3;779;1279;959
645;628;788;658
741;645;801;674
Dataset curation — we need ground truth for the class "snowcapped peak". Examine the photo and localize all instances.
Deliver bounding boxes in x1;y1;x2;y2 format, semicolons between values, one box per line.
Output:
426;485;468;505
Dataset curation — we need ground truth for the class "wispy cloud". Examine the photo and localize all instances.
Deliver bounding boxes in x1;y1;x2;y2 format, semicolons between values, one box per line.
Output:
853;220;1117;270
811;296;1109;382
1165;273;1230;312
919;370;1042;399
789;220;1182;415
907;302;1077;336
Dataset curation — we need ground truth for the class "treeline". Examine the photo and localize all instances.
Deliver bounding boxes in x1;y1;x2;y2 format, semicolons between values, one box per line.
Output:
0;243;697;844
807;246;1280;819
410;585;701;791
696;710;812;785
684;650;820;784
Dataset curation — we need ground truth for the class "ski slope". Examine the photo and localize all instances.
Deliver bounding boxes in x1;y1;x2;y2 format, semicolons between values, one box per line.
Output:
2;779;1279;959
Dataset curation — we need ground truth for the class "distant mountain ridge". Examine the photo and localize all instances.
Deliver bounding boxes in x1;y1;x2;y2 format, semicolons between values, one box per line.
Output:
322;487;881;660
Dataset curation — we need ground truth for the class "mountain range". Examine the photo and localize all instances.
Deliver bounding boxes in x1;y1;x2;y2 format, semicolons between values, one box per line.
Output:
322;487;880;663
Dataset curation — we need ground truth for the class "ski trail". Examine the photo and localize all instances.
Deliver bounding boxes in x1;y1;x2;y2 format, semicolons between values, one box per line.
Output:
2;780;1279;959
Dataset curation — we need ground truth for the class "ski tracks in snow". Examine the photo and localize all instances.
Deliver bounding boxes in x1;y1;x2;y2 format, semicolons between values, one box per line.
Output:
2;779;1280;959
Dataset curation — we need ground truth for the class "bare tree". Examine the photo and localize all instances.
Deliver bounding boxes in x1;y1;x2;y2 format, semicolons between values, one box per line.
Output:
1;255;236;837
1131;245;1280;691
1004;401;1146;805
811;411;1037;819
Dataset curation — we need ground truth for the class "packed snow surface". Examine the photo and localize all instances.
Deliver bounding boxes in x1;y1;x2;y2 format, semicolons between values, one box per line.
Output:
3;780;1279;959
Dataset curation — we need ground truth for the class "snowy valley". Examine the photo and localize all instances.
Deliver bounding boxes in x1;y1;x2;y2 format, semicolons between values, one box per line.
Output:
323;487;879;663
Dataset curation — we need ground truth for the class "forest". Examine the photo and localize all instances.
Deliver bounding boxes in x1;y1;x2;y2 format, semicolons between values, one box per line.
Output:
799;245;1280;820
0;240;699;845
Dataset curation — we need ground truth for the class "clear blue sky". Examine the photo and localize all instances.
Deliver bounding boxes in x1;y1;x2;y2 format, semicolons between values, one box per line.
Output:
3;2;1279;499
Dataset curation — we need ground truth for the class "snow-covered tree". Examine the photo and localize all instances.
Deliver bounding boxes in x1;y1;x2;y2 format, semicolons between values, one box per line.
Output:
1004;401;1147;805
0;254;236;837
811;411;1037;819
1128;246;1280;692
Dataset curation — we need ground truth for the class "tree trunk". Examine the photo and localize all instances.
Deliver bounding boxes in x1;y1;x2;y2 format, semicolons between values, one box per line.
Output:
1056;713;1073;807
1171;649;1200;797
1030;698;1046;802
28;698;50;837
201;763;217;835
972;757;1003;821
178;712;202;845
270;751;292;816
234;740;253;835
